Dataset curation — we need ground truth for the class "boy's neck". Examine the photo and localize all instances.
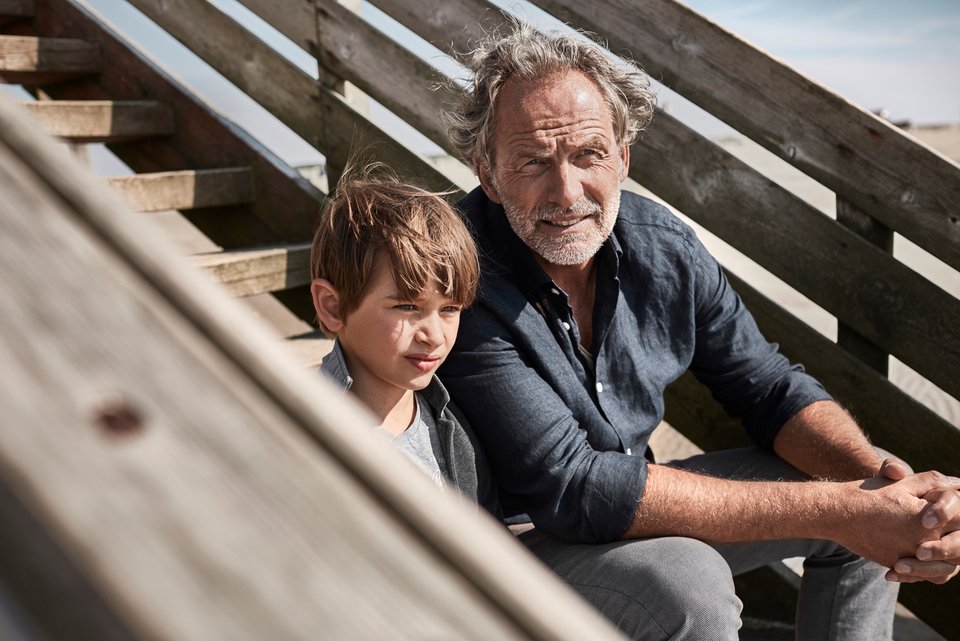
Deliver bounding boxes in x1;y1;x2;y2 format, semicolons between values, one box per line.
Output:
350;384;417;436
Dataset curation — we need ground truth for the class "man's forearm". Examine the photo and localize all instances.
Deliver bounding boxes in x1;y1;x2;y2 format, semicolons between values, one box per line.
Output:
622;463;952;569
773;399;881;481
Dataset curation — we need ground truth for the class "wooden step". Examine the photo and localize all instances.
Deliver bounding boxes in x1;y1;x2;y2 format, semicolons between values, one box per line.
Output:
0;36;99;84
0;0;33;27
106;168;254;212
20;100;173;142
193;244;310;297
284;329;333;369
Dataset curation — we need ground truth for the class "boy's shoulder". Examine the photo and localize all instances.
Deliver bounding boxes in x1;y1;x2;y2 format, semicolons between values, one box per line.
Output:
319;340;352;391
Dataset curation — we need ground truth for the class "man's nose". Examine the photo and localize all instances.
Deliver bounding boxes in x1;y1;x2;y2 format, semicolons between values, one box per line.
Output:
547;162;583;209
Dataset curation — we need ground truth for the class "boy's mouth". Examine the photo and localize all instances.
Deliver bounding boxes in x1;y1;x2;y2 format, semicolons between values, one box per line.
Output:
405;355;442;372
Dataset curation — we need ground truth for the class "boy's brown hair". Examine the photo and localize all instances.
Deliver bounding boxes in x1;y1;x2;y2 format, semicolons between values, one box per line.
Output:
310;173;480;334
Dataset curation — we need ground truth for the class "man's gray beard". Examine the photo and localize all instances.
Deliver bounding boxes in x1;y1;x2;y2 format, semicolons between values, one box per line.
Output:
501;190;620;267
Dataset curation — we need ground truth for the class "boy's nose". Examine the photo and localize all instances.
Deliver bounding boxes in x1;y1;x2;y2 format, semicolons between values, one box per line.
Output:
414;314;443;347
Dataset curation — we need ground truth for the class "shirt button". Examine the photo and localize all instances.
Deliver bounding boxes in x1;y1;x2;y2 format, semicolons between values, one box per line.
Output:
550;287;561;296
560;320;571;331
626;448;633;456
596;381;604;393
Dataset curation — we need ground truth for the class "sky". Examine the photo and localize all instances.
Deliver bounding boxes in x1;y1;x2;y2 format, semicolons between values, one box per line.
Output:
14;0;959;169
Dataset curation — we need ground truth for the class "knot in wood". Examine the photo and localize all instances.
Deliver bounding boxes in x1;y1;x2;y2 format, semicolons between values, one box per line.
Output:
91;393;145;439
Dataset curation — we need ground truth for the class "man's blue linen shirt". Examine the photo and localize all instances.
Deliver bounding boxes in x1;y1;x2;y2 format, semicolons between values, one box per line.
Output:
439;187;832;544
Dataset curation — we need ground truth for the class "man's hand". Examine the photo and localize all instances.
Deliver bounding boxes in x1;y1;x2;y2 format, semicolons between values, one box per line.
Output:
877;457;960;584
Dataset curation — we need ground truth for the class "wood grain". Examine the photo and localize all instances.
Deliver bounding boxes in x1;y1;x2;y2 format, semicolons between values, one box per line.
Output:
193;244;311;297
106;168;254;212
0;34;99;84
21;100;173;142
632;112;960;403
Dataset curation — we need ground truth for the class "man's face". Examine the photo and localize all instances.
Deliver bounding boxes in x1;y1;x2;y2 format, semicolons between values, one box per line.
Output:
479;69;629;268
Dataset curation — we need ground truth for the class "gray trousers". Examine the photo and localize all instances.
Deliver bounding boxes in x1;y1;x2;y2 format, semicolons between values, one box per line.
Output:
518;448;899;641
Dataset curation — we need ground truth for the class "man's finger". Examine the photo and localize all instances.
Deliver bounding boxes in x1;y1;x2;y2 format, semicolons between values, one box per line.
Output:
921;489;960;530
878;457;910;481
917;530;960;563
890;558;959;584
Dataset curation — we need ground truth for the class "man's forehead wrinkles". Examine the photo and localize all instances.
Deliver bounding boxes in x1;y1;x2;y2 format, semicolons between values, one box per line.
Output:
501;119;611;146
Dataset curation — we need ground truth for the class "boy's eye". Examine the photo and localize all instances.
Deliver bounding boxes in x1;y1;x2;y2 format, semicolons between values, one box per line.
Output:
441;305;462;314
394;304;418;311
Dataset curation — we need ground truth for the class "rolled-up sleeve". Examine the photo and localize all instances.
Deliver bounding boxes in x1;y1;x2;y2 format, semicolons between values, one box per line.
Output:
688;237;832;449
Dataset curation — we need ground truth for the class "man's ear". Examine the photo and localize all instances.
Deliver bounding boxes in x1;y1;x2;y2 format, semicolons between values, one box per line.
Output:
311;278;344;332
476;163;503;204
618;144;630;183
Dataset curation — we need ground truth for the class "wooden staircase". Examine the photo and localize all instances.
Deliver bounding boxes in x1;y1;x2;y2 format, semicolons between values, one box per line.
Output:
0;0;331;365
1;0;958;638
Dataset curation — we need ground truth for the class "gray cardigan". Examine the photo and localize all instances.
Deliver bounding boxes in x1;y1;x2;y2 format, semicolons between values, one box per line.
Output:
320;340;500;517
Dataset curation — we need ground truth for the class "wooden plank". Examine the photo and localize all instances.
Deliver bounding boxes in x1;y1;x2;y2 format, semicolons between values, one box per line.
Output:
232;0;314;52
314;3;960;403
369;0;500;53
314;0;460;152
525;0;960;272
125;0;464;195
0;0;33;27
836;197;892;374
0;35;99;84
0;88;627;641
193;244;311;297
19;0;324;251
632;111;960;404
20;99;173;142
106;168;254;212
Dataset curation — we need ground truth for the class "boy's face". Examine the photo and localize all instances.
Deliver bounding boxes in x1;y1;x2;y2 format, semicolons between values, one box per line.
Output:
337;259;462;405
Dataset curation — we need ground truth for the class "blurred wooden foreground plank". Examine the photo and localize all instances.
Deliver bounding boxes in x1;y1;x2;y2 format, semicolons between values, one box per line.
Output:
0;95;626;641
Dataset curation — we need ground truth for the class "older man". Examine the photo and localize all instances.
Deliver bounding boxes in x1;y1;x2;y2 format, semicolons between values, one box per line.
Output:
439;22;960;641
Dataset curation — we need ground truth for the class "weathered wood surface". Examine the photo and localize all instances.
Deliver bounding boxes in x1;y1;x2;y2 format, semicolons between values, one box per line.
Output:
527;0;960;272
125;0;466;195
233;0;314;53
836;197;892;374
0;34;98;83
21;99;173;142
0;90;628;641
106;168;254;212
17;0;323;250
193;244;311;297
314;0;460;152
370;0;499;53
305;2;960;405
0;0;33;26
631;112;960;404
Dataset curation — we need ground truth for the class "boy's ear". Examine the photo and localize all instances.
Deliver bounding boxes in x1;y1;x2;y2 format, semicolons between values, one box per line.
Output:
476;163;502;204
311;278;344;332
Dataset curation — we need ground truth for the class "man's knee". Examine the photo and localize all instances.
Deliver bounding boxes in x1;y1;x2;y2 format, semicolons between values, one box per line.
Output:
571;537;742;641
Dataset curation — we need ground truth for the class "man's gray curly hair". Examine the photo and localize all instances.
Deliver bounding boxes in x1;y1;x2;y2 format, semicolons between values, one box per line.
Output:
446;20;657;171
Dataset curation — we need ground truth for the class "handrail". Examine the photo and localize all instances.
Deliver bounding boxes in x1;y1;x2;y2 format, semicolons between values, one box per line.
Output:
125;0;466;196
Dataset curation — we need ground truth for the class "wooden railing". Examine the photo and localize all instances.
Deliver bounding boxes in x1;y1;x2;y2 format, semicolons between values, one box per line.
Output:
8;0;958;636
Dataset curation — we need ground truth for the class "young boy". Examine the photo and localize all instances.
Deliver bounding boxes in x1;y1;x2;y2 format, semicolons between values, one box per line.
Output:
310;175;498;515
